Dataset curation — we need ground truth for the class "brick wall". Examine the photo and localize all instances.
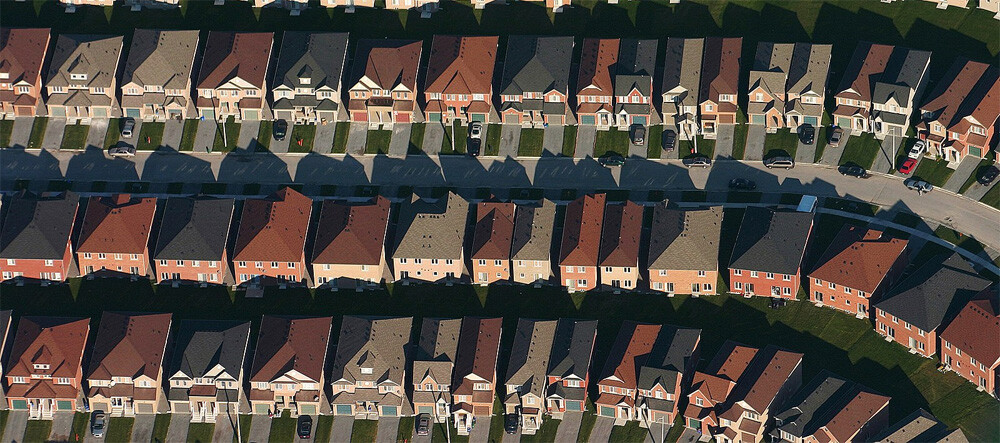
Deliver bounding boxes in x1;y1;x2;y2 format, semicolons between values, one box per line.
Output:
648;269;718;295
559;265;597;292
729;268;799;299
875;308;935;358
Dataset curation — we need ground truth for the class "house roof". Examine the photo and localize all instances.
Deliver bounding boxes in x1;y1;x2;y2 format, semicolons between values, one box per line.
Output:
598;201;643;268
350;39;421;92
872;46;931;106
122;29;199;91
453;317;503;396
875;408;967;443
0;191;78;260
471;201;516;260
311;196;390;266
577;39;619;97
809;226;908;294
719;345;803;420
875;253;991;332
168;320;250;380
505;319;557;399
250;316;332;384
786;43;831;97
599;321;660;389
86;312;172;382
773;371;889;440
0;28;51;90
940;286;999;368
233;187;312;263
500;36;573;97
921;59;1000;134
153;197;235;261
77;194;157;254
330;316;412;386
7;316;90;379
750;42;793;100
661;38;703;106
637;326;700;393
424;35;497;95
45;34;123;89
547;318;598;380
729;207;812;275
273;32;348;99
413;318;462;386
614;39;657;97
196;32;273;90
559;194;606;266
511;199;555;261
836;42;894;102
392;193;469;260
647;205;722;271
699;37;742;104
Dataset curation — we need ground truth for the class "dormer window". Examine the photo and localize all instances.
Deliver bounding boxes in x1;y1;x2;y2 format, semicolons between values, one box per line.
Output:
33;363;50;370
361;367;373;375
71;73;87;81
0;73;9;79
300;77;310;85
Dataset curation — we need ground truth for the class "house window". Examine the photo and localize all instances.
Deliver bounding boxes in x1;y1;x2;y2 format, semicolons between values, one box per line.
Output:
782;274;791;281
271;262;279;269
698;270;706;277
829;282;836;289
44;259;53;266
750;271;758;278
176;260;184;267
659;270;667;276
98;253;106;260
734;282;743;290
695;398;703;407
238;261;247;268
844;287;851;294
766;272;774;279
734;269;742;276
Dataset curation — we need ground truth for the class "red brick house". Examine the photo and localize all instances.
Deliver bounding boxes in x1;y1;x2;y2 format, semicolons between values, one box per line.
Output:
832;42;894;134
558;194;606;292
938;287;999;397
153;197;235;285
6;317;90;419
470;201;515;285
76;194;157;278
232;187;313;287
423;35;498;124
728;207;813;299
771;372;891;443
918;59;1000;163
451;317;503;435
0;191;78;283
684;342;757;435
698;37;742;138
0;28;51;118
595;321;660;425
347;39;422;127
311;196;391;290
598;201;642;292
636;326;701;431
808;226;908;319
576;39;618;128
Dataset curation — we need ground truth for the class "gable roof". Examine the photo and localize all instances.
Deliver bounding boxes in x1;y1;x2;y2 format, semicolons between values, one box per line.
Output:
350;39;421;91
559;194;606;266
0;28;51;88
233;187;312;263
699;37;742;103
637;326;701;393
0;191;78;260
196;32;273;90
330;316;412;385
661;38;703;104
153;197;235;260
921;59;1000;132
86;312;172;382
7;316;90;379
836;42;894;102
577;39;619;96
876;408;967;443
786;43;832;96
413;318;462;386
500;36;573;97
647;205;722;271
250;316;332;383
424;35;498;95
311;196;390;266
614;39;657;97
749;42;793;99
773;371;889;440
719;345;803;419
872;46;932;106
453;317;503;395
45;34;123;89
505;319;557;398
392;193;469;260
168;320;250;380
547;318;599;380
121;29;199;90
809;226;908;293
77;194;157;254
511;199;555;261
598;201;643;268
875;253;991;332
273;32;348;93
940;286;999;367
729;207;813;275
471;201;516;260
599;321;660;389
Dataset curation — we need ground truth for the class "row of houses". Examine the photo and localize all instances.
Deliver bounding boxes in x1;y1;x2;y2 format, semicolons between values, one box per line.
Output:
3;29;997;161
0;310;974;442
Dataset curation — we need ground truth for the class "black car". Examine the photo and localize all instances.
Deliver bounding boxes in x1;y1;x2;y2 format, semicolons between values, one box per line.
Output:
682;156;711;168
629;124;646;145
598;151;625;167
504;413;520;435
728;178;756;191
415;414;431;436
297;415;312;439
468;137;482;157
799;124;815;145
838;164;869;178
273;119;288;141
663;129;676;152
977;165;999;185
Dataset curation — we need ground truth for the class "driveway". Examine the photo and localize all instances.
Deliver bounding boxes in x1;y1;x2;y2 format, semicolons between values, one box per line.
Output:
238;121;261;152
193;119;217;153
160;119;184;151
375;417;399;443
498;124;520;158
575;126;596;159
627;126;647;158
943;156;980;192
2;410;28;442
213;413;239;443
49;411;75;441
247;414;271;443
554;412;583;442
271;125;293;154
345;122;368;155
714;124;735;160
744;125;766;161
388;123;410;157
86;118;109;150
643;421;670;443
314;122;337;154
818;133;847;166
422;123;445;155
542;124;564;157
795;135;816;164
294;415;318;443
330;416;354;443
678;427;705;443
965;181;996;201
41;117;67;151
8;116;35;149
587;417;614;443
872;133;902;173
166;413;192;443
468;416;491;443
131;414;156;443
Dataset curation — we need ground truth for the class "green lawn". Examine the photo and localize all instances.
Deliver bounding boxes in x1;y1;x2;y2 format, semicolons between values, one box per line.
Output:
487;396;505;443
646;125;662;159
408;123;426;154
314;416;334;443
609;421;651;443
365;129;393;154
212;118;241;153
562;125;577;157
332;121;351;154
518;128;544;157
351;419;378;443
813;126;829;163
485;123;501;156
934;226;994;267
763;129;799;159
0;410;8;440
980;182;1000;209
519;417;560;443
107;417;134;442
289;124;317;153
397;417;415;442
137;122;165;150
268;411;296;443
731;124;748;160
236;415;252;443
256;121;273;152
839;132;880;168
576;399;597;443
1;119;15;148
151;414;172;443
958;158;993;194
104;119;122;149
69;412;89;443
23;420;52;443
678;135;715;159
593;128;629;157
179;119;199;151
454;123;469;155
431;422;469;443
187;422;214;443
27;117;47;149
912;157;956;187
60;124;89;150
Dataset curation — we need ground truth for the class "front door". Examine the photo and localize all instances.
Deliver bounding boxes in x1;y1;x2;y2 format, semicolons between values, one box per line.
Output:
746;283;754;294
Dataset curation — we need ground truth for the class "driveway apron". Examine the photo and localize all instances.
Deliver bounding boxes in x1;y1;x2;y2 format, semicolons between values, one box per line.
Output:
9;116;35;149
942;156;980;192
314;122;337;153
498;124;520;158
86;118;109;150
422;123;445;155
714;123;735;159
346;122;368;155
542;124;563;157
41;117;67;151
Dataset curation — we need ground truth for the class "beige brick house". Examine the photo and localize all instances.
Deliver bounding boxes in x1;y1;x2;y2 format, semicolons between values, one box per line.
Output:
86;312;172;416
391;193;469;283
248;316;332;417
194;32;273;122
511;200;555;285
329;316;413;418
45;34;123;123
412;318;461;422
120;29;199;121
311;196;391;290
598;201;643;292
647;205;722;296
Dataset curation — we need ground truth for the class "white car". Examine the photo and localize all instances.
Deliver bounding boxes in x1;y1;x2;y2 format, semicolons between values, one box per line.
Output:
907;140;927;159
469;122;483;139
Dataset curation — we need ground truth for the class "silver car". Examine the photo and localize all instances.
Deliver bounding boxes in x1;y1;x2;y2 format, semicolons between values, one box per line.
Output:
91;410;106;438
764;156;795;169
904;178;933;193
121;117;135;138
108;142;136;158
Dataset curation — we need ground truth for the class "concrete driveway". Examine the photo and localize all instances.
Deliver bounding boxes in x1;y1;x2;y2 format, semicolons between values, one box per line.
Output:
49;411;75;441
872;133;902;173
795;134;817;164
86;119;109;150
314;123;337;154
468;416;491;443
714;124;735;159
554;412;583;442
41;117;67;151
160;119;184;151
964;180;996;201
346;122;368;155
818;133;847;166
165;413;192;443
8;116;35;149
422;123;445;155
330;416;354;443
388;123;411;157
744;124;766;161
271;124;293;153
943;156;980;192
375;417;399;443
498;124;520;158
587;417;614;443
575;126;596;158
247;414;271;443
2;410;28;442
131;414;156;443
294;415;318;443
213;413;239;443
542;124;564;157
193;119;216;153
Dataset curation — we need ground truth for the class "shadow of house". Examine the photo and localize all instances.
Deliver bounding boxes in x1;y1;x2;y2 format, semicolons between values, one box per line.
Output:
0;148;65;186
65;146;141;183
217;149;293;185
140;148;217;184
296;151;371;187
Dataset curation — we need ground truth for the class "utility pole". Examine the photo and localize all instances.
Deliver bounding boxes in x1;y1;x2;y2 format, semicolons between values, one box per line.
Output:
445;404;452;443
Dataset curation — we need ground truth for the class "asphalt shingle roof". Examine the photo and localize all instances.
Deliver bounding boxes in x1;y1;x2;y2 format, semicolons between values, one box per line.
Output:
167;320;250;380
500;36;573;98
647;205;722;271
153;197;235;261
637;326;700;394
511;199;555;261
272;32;348;109
0;191;79;260
728;207;813;275
392;193;469;260
121;29;199;91
505;319;557;400
547;318;598;380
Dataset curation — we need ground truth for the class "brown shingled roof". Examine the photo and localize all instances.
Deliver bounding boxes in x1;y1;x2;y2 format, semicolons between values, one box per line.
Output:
836;42;894;102
233;187;312;263
699;37;742;104
424;35;498;95
940;287;999;367
599;321;660;390
471;201;515;261
352;39;421;92
559;193;606;267
7;317;90;381
86;312;172;382
0;28;50;105
452;317;503;396
577;38;619;96
809;226;908;294
598;201;643;268
921;59;1000;135
823;389;891;442
196;32;273;90
250;316;332;383
311;196;390;266
77;194;157;254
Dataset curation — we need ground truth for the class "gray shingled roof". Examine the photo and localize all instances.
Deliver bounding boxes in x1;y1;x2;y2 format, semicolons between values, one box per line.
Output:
637;325;700;392
392;193;469;260
875;409;966;443
45;34;123;89
272;32;348;110
500;36;573;98
547;319;599;380
0;191;78;260
413;317;461;387
661;38;703;103
613;39;656;97
168;320;250;380
786;43;832;97
874;253;991;332
750;42;792;97
511;200;555;262
505;319;557;400
153;197;235;260
330;316;412;386
729;207;813;275
121;30;199;90
647;205;722;271
872;47;932;106
772;372;851;438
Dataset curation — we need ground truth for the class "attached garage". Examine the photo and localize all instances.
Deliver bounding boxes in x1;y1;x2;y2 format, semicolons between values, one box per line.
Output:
752;114;765;125
335;404;353;415
547;115;564;125
126;108;141;118
136;404;154;414
11;400;27;410
471;114;486;123
243;110;259;121
353;112;368;122
381;405;398;416
255;404;270;414
580;115;595;125
428;113;442;123
173;402;190;413
418;406;433;414
632;116;647;125
599;406;615;417
565;401;582;412
300;405;317;415
803;116;819;126
395;113;410;123
57;400;73;410
503;113;518;124
202;109;215;121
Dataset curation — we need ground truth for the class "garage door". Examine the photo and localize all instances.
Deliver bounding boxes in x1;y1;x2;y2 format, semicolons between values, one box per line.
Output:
632;116;647;125
381;405;398;416
428;113;441;123
57;401;73;410
336;404;353;415
581;115;595;125
353;112;368;122
126;108;141;118
396;113;410;123
202;110;215;121
566;401;582;412
503;113;518;124
244;110;259;121
137;404;153;414
173;402;190;413
301;405;317;415
804;116;818;126
471;114;486;123
752;114;765;125
11;400;27;410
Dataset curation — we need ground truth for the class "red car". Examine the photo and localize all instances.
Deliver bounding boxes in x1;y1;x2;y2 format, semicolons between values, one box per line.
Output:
898;158;917;174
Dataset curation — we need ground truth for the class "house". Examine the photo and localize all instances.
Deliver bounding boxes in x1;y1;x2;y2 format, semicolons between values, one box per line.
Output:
598;201;643;291
248;316;332;417
44;34;123;124
412;318;462;422
559;193;606;292
57;0;113;9
0;191;79;283
451;317;503;435
505;319;557;435
232;187;312;287
329;316;413;418
166;320;251;423
918;59;1000;163
870;46;932;140
808;226;908;319
874;253;991;358
636;326;702;430
271;32;348;124
510;200;556;285
683;342;757;436
471;201;515;285
347;39;422;128
499;36;573;127
320;0;374;12
698;37;742;138
0;310;10;405
253;0;308;13
384;0;440;17
0;28;51;118
576;39;619;128
194;32;274;121
661;38;703;140
770;372;891;443
728;207;813;299
152;197;235;285
747;42;831;131
647;205;722;296
119;29;199;121
526;0;570;12
76;194;157;278
832;42;894;134
311;196;391;289
938;286;999;397
545;319;598;419
922;0;969;9
595;321;660;425
423;35;498;124
875;408;968;442
5;317;90;419
613;39;658;128
86;312;172;416
391;193;469;283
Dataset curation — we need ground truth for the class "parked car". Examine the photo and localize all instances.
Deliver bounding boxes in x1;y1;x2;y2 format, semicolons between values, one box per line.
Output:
799;124;815;145
728;178;756;190
907;140;927;159
683;156;711;168
504;413;520;435
838;164;869;178
977;165;999;185
121;117;135;139
273;119;288;141
598;151;625;167
663;129;676;152
108;142;136;158
828;126;844;148
416;414;431;436
629;124;646;145
898;158;918;174
764;156;795;169
91;410;106;438
904;178;933;193
297;415;312;439
468;137;482;157
470;121;483;140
